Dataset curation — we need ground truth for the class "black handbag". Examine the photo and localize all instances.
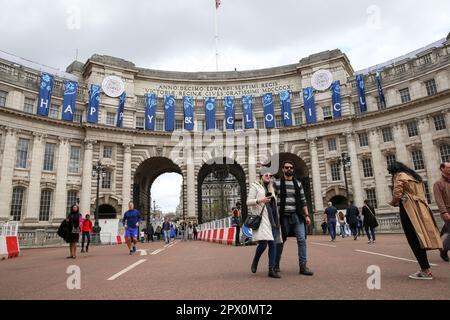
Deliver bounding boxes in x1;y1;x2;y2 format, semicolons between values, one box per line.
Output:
244;204;265;230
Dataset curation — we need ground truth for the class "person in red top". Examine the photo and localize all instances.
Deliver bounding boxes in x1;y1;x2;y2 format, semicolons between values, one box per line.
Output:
81;214;93;253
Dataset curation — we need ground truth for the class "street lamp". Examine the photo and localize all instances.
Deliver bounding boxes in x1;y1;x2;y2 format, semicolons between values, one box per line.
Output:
338;153;352;202
92;161;106;242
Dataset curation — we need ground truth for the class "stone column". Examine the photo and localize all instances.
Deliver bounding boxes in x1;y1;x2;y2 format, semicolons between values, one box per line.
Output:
345;132;364;207
368;129;389;208
186;144;196;218
0;128;17;222
308;138;324;212
248;144;256;185
122;143;133;212
80;140;95;215
392;122;409;163
24;133;45;223
418;117;439;201
53;137;70;222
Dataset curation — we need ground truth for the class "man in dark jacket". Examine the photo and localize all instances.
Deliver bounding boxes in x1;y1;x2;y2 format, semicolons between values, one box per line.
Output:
346;201;360;240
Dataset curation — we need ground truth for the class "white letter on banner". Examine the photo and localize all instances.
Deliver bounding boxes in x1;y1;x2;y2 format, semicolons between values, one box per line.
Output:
185;117;193;124
40;99;49;109
227;117;234;125
360;97;366;106
265;114;274;122
333;103;341;112
64;105;73;115
147;115;154;124
119;113;123;120
284;112;290;120
308;108;313;117
90;107;96;116
245;114;251;123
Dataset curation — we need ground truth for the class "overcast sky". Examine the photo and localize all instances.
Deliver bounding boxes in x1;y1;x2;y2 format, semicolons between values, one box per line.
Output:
151;173;182;214
1;0;448;212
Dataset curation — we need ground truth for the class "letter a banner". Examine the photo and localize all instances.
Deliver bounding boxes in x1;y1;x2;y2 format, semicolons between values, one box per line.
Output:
62;80;77;122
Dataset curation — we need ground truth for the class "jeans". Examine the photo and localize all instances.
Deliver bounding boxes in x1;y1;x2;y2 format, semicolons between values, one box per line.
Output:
163;230;171;243
253;228;278;268
328;220;337;240
81;232;90;249
365;226;376;241
276;215;307;266
180;230;185;240
349;224;358;238
339;224;346;237
443;221;450;253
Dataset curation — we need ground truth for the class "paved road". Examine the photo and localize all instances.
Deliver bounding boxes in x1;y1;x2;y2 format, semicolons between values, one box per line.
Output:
0;234;448;300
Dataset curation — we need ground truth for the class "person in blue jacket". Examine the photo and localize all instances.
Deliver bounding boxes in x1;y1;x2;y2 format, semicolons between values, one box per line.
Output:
123;201;141;255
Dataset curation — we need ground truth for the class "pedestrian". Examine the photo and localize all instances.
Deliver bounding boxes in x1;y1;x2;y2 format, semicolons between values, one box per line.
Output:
337;211;346;238
188;223;193;240
81;214;92;253
162;218;171;244
346;201;360;240
273;160;313;276
66;204;82;259
247;167;282;278
321;218;328;235
193;224;198;240
357;216;365;236
123;201;141;255
180;222;186;241
433;162;450;262
171;225;176;240
362;200;378;244
147;224;155;242
324;202;338;242
232;202;242;245
156;225;162;240
388;161;442;280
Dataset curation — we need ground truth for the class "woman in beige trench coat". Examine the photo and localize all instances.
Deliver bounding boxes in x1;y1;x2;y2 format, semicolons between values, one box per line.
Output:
388;162;443;280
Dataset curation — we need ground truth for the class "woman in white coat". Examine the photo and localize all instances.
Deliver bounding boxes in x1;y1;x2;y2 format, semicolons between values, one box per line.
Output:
247;168;282;278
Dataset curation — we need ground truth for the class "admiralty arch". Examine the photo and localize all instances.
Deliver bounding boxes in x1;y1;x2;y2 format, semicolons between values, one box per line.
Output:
0;33;449;232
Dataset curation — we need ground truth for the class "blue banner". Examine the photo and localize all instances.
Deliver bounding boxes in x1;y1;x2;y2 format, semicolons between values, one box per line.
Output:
262;93;275;129
87;84;101;124
37;73;54;117
280;91;292;127
356;74;367;113
145;93;157;131
242;95;254;129
224;96;235;130
205;97;216;131
376;70;386;106
303;87;317;124
183;96;194;131
116;92;126;128
164;96;175;132
331;81;342;119
62;80;77;122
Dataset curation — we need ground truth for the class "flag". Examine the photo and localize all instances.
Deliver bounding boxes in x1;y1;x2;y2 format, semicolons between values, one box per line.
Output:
376;70;386;107
37;73;54;117
145;93;157;131
356;74;367;113
224;96;235;130
215;0;221;9
62;80;77;122
242;95;254;129
164;96;175;132
183;96;195;131
303;87;317;124
116;92;126;128
331;81;342;119
205;97;216;131
280;91;292;127
262;93;275;129
87;84;101;124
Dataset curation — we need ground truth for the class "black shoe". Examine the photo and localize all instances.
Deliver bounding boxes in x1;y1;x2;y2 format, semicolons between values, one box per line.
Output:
133;246;136;253
80;249;84;253
130;250;133;255
300;264;314;276
86;247;89;253
274;266;280;273
440;249;449;262
251;260;258;274
354;236;357;240
66;256;73;259
268;267;281;278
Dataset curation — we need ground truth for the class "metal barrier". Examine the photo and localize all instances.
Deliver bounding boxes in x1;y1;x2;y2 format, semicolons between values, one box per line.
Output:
0;222;19;237
198;217;233;232
17;230;113;248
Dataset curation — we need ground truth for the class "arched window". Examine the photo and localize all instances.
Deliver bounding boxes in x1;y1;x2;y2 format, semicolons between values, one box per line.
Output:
39;189;53;221
10;187;25;221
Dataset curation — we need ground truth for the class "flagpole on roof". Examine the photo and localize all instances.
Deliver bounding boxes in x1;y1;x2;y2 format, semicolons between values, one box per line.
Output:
214;0;220;71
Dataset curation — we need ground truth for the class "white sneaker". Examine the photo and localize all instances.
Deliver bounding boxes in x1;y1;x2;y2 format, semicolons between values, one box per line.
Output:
368;240;372;244
408;270;433;280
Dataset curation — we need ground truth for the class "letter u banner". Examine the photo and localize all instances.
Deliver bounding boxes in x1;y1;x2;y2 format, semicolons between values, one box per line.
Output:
280;91;292;127
262;93;275;129
37;73;54;117
242;95;254;129
164;96;175;132
62;80;77;122
87;84;101;124
224;96;235;130
303;87;317;124
205;97;216;131
145;93;157;131
331;80;342;119
183;96;194;131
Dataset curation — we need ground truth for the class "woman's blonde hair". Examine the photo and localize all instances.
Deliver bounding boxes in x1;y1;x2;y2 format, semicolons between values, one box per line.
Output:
259;175;274;194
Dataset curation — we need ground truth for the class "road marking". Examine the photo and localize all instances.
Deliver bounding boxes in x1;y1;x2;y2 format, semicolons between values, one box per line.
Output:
355;250;438;266
107;259;147;281
136;249;147;256
151;249;164;255
311;242;337;248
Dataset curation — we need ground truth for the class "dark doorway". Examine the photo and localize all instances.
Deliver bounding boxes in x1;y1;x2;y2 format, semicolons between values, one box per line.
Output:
98;204;117;219
329;195;348;210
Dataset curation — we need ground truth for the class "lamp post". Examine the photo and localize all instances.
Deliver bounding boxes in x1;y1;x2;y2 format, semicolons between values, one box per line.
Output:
338;153;352;202
92;161;106;243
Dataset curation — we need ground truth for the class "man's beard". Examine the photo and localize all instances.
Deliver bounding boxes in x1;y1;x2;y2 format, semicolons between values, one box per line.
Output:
285;171;294;177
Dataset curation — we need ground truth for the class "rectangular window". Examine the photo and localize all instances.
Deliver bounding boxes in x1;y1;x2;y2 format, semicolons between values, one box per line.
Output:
328;138;337;152
10;187;25;221
175;119;183;131
406;121;419;137
386;154;396;169
66;190;78;216
395;64;406;74
16;138;29;168
68;146;81;174
423;181;432;205
49;104;60;119
235;119;242;130
106;112;115;126
24;98;35;113
103;146;113;159
256;118;264;129
43;143;56;171
440;144;450;163
420;53;432;65
433;114;447;131
295;113;303;125
156;119;164;131
275;115;283;128
362;158;374;177
353;102;360;115
382;127;393;142
136;116;145;129
215;119;224;131
102;170;112;189
359;132;369;147
323;106;332;119
330;162;341;181
399;88;411;103
39;189;52;221
366;189;378;209
376;96;386;110
0;90;7;107
425;79;437;96
73;110;82;123
411;150;425;170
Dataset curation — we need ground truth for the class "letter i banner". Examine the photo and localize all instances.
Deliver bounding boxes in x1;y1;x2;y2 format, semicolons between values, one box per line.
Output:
37;73;54;117
356;74;367;113
183;96;195;131
87;84;101;124
262;93;275;129
116;92;126;128
331;80;342;119
280;91;292;127
62;80;78;122
205;97;216;131
224;96;235;130
145;93;157;131
164;95;175;132
242;95;254;129
303;87;317;124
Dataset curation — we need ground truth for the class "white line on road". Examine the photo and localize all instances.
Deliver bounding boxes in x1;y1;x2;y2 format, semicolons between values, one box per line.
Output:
355;250;438;266
311;242;337;248
107;259;147;281
151;249;164;255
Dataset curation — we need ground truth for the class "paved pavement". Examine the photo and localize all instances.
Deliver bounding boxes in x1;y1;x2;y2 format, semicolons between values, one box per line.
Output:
0;234;449;300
